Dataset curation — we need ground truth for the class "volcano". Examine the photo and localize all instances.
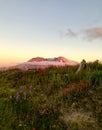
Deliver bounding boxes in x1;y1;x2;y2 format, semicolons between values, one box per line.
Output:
14;56;79;70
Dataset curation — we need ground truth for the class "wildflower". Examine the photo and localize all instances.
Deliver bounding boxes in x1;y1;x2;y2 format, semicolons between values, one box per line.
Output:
32;128;36;130
29;85;32;92
10;95;12;99
85;80;90;87
23;92;26;100
20;86;23;93
73;96;76;100
79;82;84;89
67;84;72;88
16;92;19;102
19;121;22;127
61;88;69;95
44;108;49;115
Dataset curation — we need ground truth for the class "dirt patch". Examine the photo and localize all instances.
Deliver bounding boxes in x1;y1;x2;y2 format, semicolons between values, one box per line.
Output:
63;109;96;123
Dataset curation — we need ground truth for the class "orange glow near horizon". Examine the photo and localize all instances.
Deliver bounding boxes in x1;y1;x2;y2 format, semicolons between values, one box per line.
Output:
0;1;102;67
0;55;102;67
0;57;27;67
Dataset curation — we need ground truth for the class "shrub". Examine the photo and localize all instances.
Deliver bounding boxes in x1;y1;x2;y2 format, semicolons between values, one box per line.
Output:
90;71;102;87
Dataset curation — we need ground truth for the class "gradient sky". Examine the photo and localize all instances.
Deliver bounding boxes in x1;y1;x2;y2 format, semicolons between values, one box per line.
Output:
0;0;102;67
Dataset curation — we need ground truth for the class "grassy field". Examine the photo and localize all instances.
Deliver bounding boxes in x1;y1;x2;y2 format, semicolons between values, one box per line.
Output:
0;62;102;130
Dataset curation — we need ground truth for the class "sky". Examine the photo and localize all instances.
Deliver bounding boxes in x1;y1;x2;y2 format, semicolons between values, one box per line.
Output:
0;0;102;67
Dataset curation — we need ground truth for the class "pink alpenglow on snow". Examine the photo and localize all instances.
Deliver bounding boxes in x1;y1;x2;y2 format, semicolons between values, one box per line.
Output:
13;56;79;70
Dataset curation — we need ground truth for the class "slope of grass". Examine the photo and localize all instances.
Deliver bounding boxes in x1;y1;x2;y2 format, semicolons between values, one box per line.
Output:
0;63;102;130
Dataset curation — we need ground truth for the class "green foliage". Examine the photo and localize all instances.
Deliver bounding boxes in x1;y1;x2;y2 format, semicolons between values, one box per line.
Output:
0;62;102;129
89;71;102;87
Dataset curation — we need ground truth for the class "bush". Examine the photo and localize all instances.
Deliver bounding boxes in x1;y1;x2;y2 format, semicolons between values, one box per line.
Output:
90;71;102;87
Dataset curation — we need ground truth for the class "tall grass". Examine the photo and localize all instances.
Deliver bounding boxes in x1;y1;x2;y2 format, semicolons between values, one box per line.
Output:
0;62;102;130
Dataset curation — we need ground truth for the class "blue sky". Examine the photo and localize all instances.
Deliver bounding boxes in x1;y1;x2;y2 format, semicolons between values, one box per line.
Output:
0;0;102;66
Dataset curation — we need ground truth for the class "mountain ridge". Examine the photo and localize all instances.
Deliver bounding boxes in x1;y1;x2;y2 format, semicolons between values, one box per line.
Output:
28;56;77;63
15;56;79;70
0;56;79;70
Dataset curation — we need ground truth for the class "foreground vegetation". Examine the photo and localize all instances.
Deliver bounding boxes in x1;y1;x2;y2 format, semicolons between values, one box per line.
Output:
0;61;102;130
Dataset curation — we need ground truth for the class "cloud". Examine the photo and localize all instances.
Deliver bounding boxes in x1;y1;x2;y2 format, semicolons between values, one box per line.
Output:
60;26;102;41
83;26;102;40
66;29;77;38
58;29;77;39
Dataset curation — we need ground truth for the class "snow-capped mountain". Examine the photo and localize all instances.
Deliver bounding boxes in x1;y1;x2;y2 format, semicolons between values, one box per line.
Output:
14;56;79;70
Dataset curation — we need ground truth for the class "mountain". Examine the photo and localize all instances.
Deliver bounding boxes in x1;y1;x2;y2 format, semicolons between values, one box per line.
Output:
28;57;45;62
14;56;79;70
0;67;8;71
28;56;69;62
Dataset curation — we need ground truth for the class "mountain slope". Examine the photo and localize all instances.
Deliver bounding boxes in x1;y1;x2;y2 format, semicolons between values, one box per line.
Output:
14;56;79;70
